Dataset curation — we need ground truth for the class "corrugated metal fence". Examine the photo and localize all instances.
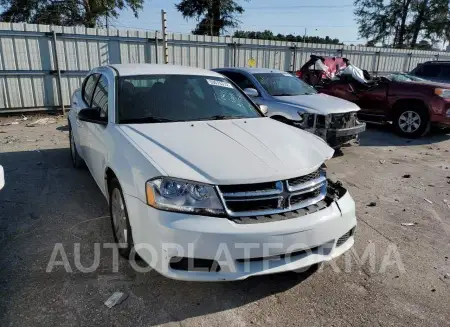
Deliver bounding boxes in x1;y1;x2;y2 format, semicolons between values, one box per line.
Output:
1;22;450;113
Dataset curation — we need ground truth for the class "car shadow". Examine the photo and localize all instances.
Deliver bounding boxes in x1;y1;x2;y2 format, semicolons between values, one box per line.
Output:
358;123;450;147
56;124;69;131
0;148;316;326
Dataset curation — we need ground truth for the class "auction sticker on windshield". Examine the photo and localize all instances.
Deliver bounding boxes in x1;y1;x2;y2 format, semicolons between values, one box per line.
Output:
207;79;233;88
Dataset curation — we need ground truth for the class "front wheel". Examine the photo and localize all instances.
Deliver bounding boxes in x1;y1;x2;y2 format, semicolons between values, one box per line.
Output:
109;178;134;259
393;106;430;138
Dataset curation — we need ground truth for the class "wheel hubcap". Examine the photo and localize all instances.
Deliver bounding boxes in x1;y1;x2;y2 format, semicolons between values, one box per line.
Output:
398;111;421;133
111;188;127;244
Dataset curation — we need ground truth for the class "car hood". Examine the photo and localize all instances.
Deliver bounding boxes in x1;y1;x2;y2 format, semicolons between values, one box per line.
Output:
119;118;333;185
273;93;360;114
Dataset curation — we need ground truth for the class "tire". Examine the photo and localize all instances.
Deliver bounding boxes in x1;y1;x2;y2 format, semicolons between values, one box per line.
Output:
69;124;84;169
109;177;134;259
393;104;430;138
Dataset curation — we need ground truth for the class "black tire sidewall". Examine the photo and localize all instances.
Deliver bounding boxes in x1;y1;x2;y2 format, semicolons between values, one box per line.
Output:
108;178;134;259
394;106;430;138
69;124;83;168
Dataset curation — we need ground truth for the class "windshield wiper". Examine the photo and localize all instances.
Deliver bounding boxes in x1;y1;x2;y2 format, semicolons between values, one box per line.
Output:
272;93;294;96
205;115;246;120
120;117;175;124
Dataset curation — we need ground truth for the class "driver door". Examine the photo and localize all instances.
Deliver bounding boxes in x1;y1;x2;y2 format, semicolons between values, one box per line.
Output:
83;74;110;193
79;74;100;160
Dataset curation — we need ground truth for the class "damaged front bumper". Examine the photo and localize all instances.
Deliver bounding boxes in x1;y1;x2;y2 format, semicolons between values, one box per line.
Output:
311;112;366;148
326;122;366;148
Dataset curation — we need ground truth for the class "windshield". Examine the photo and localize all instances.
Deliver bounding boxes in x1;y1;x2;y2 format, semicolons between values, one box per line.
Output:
253;73;317;96
117;74;262;123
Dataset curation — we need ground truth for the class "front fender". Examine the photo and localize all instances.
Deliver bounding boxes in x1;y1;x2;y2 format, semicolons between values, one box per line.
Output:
107;127;162;202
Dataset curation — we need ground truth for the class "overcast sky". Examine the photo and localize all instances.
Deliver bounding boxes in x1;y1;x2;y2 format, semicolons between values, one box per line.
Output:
113;0;361;44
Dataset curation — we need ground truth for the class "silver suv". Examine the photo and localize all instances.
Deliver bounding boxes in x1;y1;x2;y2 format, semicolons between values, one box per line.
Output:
213;67;366;148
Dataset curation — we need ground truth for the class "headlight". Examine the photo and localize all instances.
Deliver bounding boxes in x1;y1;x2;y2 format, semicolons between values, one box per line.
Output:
146;177;225;216
434;88;450;99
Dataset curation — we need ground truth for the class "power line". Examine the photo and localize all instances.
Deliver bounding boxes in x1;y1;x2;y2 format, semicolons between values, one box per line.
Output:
244;5;354;10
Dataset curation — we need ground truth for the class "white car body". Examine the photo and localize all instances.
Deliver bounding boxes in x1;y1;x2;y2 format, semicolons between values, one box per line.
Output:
0;165;4;190
69;64;357;281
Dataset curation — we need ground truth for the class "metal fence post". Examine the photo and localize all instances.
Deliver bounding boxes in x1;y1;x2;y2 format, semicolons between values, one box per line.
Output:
233;42;238;67
51;30;65;114
154;32;159;64
291;43;297;72
161;10;169;64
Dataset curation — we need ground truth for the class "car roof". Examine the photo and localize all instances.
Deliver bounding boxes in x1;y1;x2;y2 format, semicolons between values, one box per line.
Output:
108;64;223;77
421;61;450;65
214;67;286;74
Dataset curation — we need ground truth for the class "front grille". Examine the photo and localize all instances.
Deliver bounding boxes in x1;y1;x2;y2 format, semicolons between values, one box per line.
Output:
287;170;321;188
336;227;355;247
226;198;280;212
330;112;358;129
218;169;327;218
290;188;321;206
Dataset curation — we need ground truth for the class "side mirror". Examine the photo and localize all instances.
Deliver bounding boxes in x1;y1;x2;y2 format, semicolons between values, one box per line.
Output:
78;108;107;125
259;104;268;115
244;88;259;97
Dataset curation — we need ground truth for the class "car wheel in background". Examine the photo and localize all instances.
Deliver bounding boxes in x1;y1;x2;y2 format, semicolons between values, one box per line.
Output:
69;124;84;168
109;177;134;259
393;105;430;138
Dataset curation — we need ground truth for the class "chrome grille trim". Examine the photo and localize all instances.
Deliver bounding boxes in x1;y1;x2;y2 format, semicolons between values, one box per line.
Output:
287;175;326;192
217;169;327;218
221;181;283;198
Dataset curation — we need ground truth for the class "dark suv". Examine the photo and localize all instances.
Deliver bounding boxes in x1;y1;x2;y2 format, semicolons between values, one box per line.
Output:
409;61;450;84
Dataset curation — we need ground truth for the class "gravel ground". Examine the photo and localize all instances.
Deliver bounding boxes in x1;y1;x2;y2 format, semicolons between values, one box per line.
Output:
0;114;449;327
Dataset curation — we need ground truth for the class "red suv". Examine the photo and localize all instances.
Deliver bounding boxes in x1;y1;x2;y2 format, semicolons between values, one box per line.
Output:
299;55;450;137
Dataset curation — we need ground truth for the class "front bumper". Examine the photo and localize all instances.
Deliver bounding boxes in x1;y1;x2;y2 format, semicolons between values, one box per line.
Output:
326;122;366;147
124;190;357;281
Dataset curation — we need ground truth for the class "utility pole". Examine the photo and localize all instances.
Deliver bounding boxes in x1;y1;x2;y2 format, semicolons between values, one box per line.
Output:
161;10;169;64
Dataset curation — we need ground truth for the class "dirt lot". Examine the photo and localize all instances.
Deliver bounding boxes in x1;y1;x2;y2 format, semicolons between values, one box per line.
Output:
0;114;449;327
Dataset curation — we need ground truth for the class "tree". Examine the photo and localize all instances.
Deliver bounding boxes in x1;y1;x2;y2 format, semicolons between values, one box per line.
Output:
0;0;144;27
355;0;450;49
232;30;341;44
175;0;246;36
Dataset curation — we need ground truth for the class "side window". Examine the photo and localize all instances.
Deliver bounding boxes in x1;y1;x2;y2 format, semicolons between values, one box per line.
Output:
82;74;100;106
221;72;258;91
91;75;109;118
416;64;441;77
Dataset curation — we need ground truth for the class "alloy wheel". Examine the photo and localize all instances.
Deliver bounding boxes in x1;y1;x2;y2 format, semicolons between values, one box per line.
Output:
111;188;127;244
398;111;421;133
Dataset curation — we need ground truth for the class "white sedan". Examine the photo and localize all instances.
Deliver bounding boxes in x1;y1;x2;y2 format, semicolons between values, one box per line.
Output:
69;64;357;281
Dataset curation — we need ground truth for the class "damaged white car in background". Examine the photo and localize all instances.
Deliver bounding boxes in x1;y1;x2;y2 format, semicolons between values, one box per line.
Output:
69;64;357;281
213;67;366;149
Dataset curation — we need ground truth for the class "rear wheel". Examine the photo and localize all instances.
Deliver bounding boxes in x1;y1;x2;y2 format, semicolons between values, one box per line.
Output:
69;124;84;169
393;105;430;138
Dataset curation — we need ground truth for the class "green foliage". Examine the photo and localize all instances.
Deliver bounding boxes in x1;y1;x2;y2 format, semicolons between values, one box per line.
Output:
176;0;246;36
233;30;341;44
0;0;144;27
354;0;450;48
